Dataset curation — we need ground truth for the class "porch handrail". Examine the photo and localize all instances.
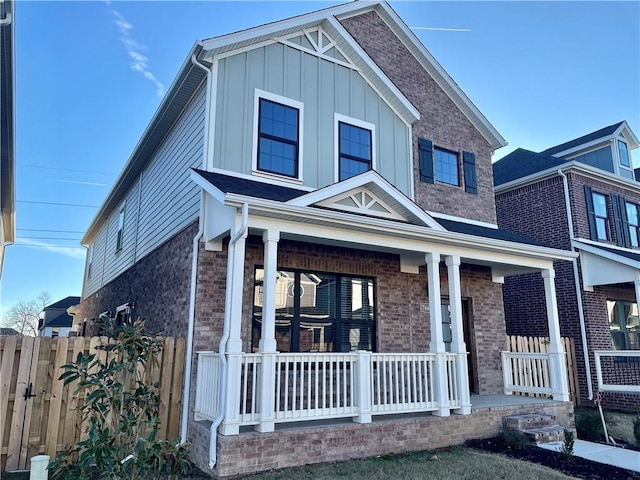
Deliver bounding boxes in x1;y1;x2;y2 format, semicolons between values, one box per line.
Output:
501;351;552;395
594;350;640;394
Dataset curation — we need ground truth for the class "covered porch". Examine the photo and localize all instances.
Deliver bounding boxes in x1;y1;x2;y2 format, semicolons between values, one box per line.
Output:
190;169;576;437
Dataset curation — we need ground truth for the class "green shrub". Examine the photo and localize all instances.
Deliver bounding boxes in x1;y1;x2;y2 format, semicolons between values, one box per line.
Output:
575;408;605;442
560;429;574;460
49;316;192;480
634;412;640;446
500;427;530;450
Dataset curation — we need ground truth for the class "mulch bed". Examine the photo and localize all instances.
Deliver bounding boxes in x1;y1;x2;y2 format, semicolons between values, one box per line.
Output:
466;437;639;480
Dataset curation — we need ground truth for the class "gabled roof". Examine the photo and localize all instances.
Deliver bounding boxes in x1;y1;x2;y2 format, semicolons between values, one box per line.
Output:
83;1;507;244
192;169;306;202
493;148;566;186
41;311;74;328
542;122;624;156
45;296;81;310
435;218;550;248
0;327;19;336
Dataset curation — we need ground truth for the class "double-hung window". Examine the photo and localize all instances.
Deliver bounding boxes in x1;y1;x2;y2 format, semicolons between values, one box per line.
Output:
626;202;640;247
585;187;610;242
434;147;459;186
338;121;372;181
252;267;376;353
257;97;300;178
618;140;630;168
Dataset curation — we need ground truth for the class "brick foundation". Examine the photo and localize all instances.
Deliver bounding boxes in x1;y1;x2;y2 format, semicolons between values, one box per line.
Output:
188;400;574;478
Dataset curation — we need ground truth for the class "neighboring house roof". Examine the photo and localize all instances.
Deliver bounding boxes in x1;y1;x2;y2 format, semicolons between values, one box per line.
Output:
82;0;506;245
0;327;19;336
1;0;16;249
493;148;566;186
194;169;553;250
45;296;81;310
42;311;74;328
585;243;640;264
541;122;625;156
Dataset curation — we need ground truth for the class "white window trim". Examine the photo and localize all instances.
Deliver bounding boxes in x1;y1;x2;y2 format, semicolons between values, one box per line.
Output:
252;89;304;183
616;139;633;178
87;245;93;279
334;113;376;183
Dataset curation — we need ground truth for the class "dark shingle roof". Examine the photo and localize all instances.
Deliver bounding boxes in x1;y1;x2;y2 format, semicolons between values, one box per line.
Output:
193;169;307;202
436;218;553;249
493;148;566;186
541;122;624;156
0;328;20;336
45;296;81;310
43;311;74;328
583;244;640;263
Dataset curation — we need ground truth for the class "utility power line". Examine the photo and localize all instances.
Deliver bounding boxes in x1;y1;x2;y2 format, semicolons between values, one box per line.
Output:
17;200;100;208
17;236;81;241
18;163;118;176
17;228;85;234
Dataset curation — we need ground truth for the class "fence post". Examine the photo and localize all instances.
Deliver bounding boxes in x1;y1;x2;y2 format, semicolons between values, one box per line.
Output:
354;351;372;423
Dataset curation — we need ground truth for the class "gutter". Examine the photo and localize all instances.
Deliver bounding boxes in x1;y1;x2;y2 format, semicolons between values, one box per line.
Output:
558;169;594;400
209;203;248;468
179;50;211;445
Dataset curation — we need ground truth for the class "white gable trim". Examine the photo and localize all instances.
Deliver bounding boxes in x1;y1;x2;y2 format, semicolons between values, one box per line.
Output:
574;239;640;269
287;170;444;230
615;120;640;149
316;187;405;221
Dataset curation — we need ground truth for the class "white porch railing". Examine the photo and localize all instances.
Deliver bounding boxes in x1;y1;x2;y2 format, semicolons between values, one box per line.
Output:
194;352;224;421
594;350;640;394
501;351;552;396
195;351;464;429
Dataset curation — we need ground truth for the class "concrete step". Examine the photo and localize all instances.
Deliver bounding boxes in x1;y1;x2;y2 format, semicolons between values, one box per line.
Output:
503;413;557;431
521;425;567;444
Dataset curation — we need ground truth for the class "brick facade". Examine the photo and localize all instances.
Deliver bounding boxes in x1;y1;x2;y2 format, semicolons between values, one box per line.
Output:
75;222;197;338
189;400;574;478
496;171;640;410
340;11;497;225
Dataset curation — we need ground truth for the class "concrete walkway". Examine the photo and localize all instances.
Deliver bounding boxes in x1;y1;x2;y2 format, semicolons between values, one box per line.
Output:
539;439;640;473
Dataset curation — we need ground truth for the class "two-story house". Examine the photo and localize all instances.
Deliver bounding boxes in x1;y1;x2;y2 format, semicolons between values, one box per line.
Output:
494;121;640;412
76;1;576;476
37;296;80;337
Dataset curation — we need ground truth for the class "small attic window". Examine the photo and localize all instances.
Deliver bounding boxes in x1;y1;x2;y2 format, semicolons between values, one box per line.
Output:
618;140;630;168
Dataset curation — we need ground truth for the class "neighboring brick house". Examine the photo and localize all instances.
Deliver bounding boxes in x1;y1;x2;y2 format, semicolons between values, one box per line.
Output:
77;1;576;476
494;121;640;411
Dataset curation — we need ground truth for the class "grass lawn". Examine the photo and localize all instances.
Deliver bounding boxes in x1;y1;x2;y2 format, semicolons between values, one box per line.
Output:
241;447;575;480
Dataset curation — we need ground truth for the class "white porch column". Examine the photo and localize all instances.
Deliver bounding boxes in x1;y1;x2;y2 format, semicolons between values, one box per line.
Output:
445;256;471;415
221;230;248;436
542;268;570;402
634;278;640;312
426;252;449;417
256;230;279;433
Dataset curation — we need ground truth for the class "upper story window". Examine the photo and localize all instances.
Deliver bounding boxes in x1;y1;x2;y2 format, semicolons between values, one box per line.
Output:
87;245;94;279
618;140;630;168
592;192;609;241
255;92;302;179
626;202;640;247
339;122;372;181
115;205;125;252
418;138;477;194
434;148;459;186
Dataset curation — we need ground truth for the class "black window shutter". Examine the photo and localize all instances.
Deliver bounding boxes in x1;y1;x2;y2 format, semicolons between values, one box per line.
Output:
463;151;477;194
611;194;630;247
584;186;598;241
418;138;434;183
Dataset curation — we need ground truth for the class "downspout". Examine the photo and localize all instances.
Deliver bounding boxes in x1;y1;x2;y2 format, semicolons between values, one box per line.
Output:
558;169;594;400
179;49;211;445
209;203;248;468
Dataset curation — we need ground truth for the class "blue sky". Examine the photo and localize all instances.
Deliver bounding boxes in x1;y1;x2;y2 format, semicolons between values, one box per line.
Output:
2;1;639;316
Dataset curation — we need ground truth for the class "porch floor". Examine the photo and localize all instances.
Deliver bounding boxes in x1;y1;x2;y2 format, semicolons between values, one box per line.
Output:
470;394;556;410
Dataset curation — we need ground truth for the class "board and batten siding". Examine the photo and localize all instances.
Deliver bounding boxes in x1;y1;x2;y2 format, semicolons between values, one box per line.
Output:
213;41;412;195
83;85;206;299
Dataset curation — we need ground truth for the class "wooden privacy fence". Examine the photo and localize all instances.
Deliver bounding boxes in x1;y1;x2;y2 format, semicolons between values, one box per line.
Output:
507;335;580;405
0;335;185;471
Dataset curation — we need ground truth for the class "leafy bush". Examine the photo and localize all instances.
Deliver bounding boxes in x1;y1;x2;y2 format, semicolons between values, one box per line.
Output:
499;427;530;450
575;408;605;442
634;412;640;446
49;316;192;480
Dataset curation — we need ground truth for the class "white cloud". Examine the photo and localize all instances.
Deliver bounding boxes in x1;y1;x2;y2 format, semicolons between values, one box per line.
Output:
110;8;164;96
17;239;86;260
